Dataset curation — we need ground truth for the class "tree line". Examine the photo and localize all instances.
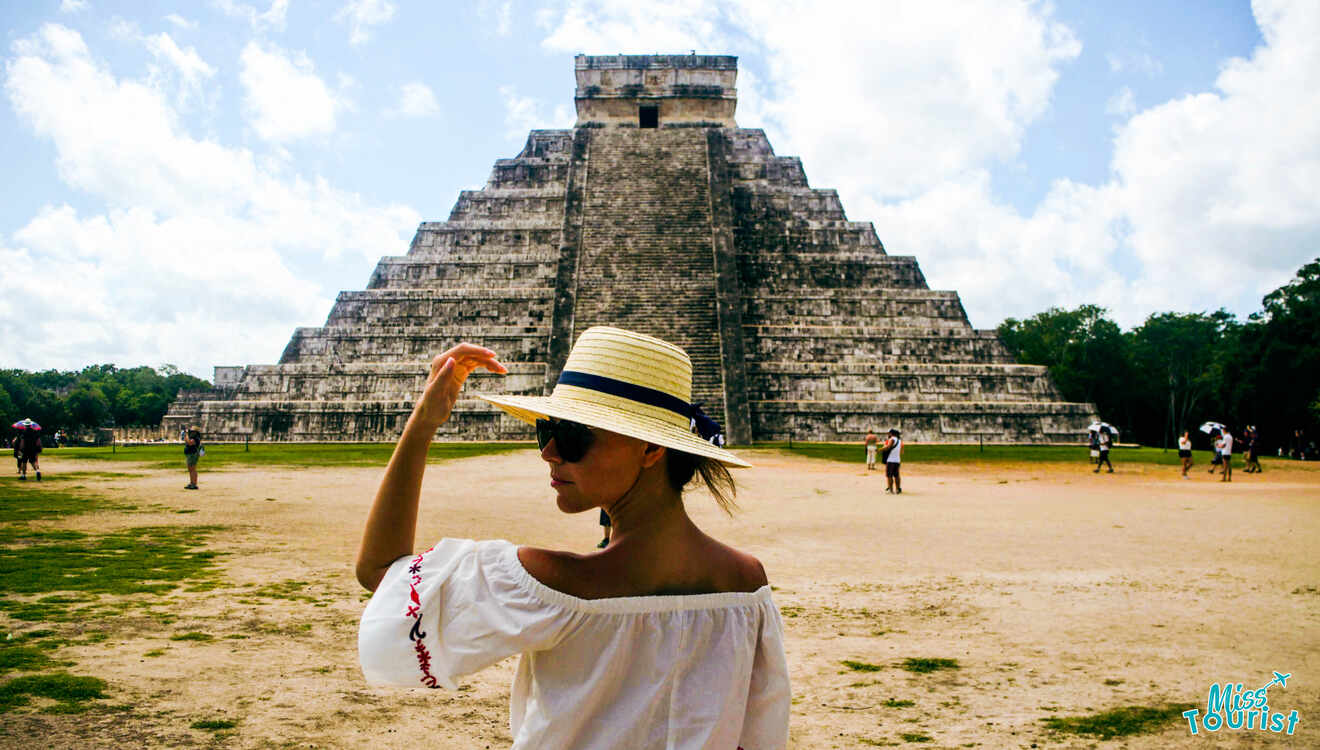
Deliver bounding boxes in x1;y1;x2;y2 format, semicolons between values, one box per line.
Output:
998;257;1320;453
0;365;211;435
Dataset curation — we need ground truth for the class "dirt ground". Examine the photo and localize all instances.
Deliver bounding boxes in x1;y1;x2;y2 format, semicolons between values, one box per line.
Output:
3;450;1317;749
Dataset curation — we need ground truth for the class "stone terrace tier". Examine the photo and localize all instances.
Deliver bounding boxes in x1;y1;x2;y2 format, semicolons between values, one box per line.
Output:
752;400;1094;444
172;57;1094;444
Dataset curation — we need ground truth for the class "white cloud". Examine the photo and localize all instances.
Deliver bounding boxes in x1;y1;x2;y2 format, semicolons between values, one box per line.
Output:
1105;86;1135;117
499;84;574;139
212;0;289;32
388;81;439;118
3;24;420;375
165;13;198;31
538;0;1080;201
60;0;88;13
143;32;215;107
1106;50;1163;77
335;0;397;46
238;41;343;142
107;17;140;40
862;0;1320;327
479;0;513;36
534;0;1320;329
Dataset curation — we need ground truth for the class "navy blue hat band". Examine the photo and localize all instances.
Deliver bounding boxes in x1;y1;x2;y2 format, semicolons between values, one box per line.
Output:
556;370;690;418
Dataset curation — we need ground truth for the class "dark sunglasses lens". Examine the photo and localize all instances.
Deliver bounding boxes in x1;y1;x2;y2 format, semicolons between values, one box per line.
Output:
556;421;593;462
535;418;593;462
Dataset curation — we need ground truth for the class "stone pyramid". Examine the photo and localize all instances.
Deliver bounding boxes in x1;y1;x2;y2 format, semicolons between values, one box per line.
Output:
166;54;1095;444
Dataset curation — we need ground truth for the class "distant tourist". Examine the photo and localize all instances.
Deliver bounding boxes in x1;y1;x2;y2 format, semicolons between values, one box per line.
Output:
1243;426;1262;474
17;428;41;481
1094;429;1114;473
1220;427;1233;482
184;426;203;490
883;428;902;494
1089;430;1101;467
11;435;25;478
1209;431;1223;473
864;429;878;471
1178;430;1193;478
357;329;789;748
597;509;611;548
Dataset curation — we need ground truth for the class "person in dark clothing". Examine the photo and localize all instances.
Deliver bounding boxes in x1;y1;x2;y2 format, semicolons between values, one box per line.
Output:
12;435;25;478
1243;426;1262;473
18;430;41;481
184;426;203;489
597;508;611;548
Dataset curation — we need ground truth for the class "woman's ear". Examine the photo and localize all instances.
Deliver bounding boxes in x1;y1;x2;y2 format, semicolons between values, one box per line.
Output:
640;442;667;469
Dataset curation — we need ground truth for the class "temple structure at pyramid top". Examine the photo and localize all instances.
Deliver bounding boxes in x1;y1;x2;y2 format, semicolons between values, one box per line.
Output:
165;54;1095;444
574;54;739;127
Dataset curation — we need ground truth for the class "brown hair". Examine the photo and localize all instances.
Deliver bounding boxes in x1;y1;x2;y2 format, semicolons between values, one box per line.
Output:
665;449;738;515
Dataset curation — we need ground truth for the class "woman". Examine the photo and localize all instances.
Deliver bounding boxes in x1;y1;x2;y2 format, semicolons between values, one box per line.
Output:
1178;430;1193;478
356;327;791;749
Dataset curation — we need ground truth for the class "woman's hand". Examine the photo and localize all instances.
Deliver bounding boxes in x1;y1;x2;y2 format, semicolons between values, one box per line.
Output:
411;343;508;430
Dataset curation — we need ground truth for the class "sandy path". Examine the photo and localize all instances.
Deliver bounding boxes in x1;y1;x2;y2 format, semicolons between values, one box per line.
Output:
2;452;1317;748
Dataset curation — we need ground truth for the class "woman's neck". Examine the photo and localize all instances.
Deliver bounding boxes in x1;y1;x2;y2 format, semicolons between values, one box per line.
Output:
602;467;690;542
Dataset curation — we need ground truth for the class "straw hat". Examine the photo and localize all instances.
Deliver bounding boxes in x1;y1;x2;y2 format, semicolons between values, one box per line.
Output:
478;326;751;468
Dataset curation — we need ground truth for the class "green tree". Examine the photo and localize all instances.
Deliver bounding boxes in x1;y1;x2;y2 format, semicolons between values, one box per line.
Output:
998;305;1132;430
66;386;111;428
1128;311;1233;448
1235;258;1320;450
0;385;16;429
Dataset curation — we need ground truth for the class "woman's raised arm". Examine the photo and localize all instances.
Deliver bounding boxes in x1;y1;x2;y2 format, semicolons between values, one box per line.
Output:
355;344;506;591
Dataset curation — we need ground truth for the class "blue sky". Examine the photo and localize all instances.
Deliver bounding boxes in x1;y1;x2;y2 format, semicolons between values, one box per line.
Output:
1;0;1315;378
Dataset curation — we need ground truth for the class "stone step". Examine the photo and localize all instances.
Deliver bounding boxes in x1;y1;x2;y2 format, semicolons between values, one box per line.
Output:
744;329;1015;364
194;396;537;442
409;226;561;253
748;361;1055;376
229;362;547;400
742;292;970;326
280;326;551;364
749;369;1064;403
739;256;928;289
325;294;552;328
367;259;557;289
749;400;1095;444
448;192;566;222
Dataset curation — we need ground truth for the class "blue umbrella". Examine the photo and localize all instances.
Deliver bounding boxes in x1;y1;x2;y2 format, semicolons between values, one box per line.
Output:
11;418;40;430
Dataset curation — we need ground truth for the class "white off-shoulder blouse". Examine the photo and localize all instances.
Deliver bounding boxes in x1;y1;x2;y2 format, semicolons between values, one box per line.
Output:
359;538;791;750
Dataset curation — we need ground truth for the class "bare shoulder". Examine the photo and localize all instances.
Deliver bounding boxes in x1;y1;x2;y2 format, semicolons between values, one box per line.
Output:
706;538;769;592
516;546;583;591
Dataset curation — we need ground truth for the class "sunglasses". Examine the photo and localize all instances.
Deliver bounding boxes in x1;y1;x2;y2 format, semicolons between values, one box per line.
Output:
536;418;596;462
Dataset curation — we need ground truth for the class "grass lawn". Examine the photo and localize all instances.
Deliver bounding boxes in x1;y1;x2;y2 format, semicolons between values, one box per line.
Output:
44;442;531;469
757;441;1297;468
45;440;1310;471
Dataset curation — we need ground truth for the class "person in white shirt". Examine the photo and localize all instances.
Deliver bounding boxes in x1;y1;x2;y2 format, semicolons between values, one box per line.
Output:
1094;429;1114;473
356;327;790;750
883;429;902;494
1220;428;1233;482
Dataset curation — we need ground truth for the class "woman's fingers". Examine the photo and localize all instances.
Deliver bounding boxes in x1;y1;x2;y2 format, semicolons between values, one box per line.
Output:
430;346;507;388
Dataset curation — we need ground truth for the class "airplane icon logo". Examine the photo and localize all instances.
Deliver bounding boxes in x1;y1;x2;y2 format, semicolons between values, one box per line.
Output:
1264;672;1290;690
